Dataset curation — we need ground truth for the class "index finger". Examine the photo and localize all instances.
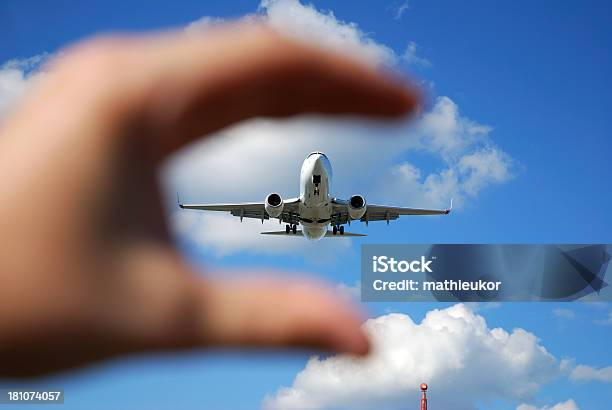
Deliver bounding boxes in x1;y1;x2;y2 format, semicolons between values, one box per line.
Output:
56;24;419;157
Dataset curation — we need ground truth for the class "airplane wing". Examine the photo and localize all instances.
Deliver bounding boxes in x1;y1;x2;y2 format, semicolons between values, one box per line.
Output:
178;196;301;224
261;230;366;237
331;198;452;225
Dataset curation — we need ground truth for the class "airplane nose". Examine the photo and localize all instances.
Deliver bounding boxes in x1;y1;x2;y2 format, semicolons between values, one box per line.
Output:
305;152;332;177
313;154;329;168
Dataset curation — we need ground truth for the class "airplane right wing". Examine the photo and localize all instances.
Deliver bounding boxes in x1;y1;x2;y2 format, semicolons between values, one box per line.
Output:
331;198;452;225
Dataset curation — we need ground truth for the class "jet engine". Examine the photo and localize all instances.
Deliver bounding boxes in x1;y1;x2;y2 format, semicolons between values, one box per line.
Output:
265;193;284;218
348;194;367;220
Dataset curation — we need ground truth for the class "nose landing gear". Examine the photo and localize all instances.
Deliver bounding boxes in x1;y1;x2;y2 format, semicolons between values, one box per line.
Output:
286;224;298;234
332;225;345;235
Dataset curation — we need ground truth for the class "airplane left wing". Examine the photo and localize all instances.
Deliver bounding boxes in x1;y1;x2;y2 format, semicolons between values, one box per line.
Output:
178;197;301;224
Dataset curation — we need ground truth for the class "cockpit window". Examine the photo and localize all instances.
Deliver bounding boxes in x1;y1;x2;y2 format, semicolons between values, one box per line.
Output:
307;151;328;159
312;175;321;184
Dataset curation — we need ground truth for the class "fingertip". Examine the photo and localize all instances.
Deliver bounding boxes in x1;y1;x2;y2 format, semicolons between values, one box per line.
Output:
291;280;372;356
324;301;371;356
344;327;371;356
394;87;421;117
385;75;422;117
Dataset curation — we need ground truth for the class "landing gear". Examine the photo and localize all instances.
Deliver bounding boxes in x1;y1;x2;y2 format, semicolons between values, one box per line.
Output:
331;225;345;235
286;224;298;234
292;224;297;234
285;224;290;234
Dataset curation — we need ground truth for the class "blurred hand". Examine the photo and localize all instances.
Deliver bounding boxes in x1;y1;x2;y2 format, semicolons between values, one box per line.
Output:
0;25;418;377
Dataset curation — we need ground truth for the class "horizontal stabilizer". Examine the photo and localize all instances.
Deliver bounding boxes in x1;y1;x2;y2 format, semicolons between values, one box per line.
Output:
260;230;366;237
261;230;304;236
325;231;366;237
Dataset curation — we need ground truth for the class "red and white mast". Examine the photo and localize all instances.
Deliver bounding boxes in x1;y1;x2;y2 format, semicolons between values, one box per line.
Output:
420;383;428;410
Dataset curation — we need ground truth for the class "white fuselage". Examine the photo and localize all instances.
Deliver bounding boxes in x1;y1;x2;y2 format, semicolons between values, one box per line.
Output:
299;152;333;240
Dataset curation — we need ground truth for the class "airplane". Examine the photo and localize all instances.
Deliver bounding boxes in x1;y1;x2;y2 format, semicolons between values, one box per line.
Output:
178;152;452;241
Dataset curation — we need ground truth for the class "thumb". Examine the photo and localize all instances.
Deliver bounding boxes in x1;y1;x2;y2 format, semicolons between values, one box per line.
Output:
193;275;370;355
100;246;370;358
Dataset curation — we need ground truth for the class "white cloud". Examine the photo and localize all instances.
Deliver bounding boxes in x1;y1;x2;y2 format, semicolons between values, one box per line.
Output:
260;0;397;66
594;310;612;325
419;96;492;158
458;148;513;195
553;308;576;320
402;41;431;67
517;399;580;410
570;364;612;383
187;0;399;67
393;1;411;20
368;97;513;209
184;16;226;32
263;304;561;410
335;280;361;301
466;301;503;311
0;54;46;119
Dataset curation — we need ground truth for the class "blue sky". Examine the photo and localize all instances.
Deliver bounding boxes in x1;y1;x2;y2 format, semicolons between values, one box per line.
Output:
2;1;612;409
